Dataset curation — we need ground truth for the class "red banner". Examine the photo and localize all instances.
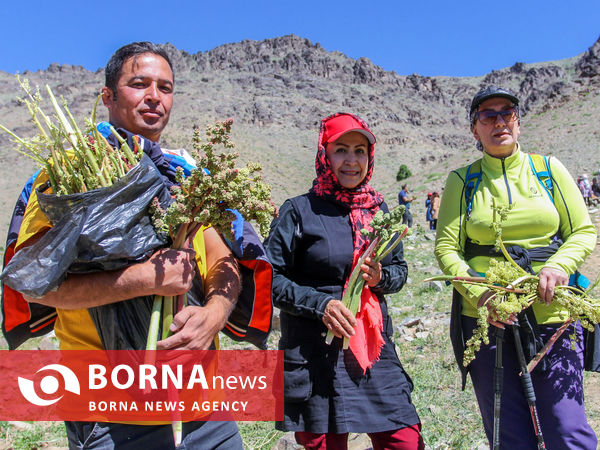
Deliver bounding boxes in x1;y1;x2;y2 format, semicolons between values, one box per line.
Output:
0;350;283;422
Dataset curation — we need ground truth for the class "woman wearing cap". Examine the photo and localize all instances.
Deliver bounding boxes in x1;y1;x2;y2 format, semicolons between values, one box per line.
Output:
435;86;597;447
265;113;423;449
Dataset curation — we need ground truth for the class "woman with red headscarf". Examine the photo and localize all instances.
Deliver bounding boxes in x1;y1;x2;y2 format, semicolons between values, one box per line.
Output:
265;113;423;449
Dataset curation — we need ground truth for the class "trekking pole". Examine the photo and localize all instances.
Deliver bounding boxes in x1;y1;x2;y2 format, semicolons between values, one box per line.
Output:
512;319;546;449
492;327;504;450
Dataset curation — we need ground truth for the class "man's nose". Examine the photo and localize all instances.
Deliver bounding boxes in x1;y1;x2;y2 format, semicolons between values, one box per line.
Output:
144;83;160;102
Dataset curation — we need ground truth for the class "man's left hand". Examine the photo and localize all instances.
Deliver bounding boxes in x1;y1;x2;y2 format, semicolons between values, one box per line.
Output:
156;302;226;350
538;267;569;305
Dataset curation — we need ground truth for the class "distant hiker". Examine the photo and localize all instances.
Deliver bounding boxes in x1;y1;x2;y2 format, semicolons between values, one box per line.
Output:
430;192;440;230
434;86;597;448
592;177;600;197
425;192;433;228
580;173;592;206
398;184;415;227
265;113;424;449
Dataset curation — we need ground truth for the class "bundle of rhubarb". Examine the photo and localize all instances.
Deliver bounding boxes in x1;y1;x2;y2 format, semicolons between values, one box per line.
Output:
325;205;410;348
145;120;276;447
0;77;142;195
150;119;275;247
146;119;276;350
426;204;600;367
1;79;168;300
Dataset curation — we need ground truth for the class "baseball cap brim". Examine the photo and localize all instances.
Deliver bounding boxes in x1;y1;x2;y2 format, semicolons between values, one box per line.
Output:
470;87;519;113
326;128;375;145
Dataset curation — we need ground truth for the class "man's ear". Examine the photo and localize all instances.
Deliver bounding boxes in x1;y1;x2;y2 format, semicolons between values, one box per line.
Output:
101;86;114;107
472;127;480;142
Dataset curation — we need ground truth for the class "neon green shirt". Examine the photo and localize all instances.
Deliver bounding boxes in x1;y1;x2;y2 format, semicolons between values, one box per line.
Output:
434;145;596;324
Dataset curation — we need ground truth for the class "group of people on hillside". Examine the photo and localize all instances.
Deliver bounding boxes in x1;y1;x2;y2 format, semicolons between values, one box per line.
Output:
425;192;440;230
577;173;600;206
1;42;597;450
397;185;441;231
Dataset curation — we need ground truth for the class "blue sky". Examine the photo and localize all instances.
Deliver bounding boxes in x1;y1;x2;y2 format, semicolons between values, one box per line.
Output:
2;0;598;77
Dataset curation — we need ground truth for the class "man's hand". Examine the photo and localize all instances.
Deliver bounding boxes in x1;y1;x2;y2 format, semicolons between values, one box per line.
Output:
143;247;197;297
158;228;240;350
538;267;569;305
156;302;225;350
156;227;241;350
360;256;382;287
322;300;356;339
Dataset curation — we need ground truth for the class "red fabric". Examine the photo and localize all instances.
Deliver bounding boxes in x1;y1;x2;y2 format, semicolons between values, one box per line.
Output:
369;425;425;450
310;112;385;373
2;243;31;332
237;258;273;333
295;432;349;450
295;425;424;450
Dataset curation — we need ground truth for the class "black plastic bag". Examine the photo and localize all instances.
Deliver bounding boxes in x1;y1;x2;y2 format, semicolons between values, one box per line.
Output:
1;154;170;299
88;295;156;350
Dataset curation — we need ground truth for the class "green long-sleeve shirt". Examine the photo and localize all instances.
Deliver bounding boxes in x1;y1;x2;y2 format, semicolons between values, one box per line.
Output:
434;145;596;324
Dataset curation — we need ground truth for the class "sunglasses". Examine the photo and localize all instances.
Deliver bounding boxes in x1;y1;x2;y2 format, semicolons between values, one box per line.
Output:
475;108;519;126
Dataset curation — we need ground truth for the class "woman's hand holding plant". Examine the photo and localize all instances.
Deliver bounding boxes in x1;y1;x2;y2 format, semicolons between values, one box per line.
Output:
538;267;569;305
478;290;516;329
323;300;357;339
360;255;382;287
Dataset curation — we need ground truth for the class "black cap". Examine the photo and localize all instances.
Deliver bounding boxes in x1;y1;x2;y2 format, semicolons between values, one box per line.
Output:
470;86;519;114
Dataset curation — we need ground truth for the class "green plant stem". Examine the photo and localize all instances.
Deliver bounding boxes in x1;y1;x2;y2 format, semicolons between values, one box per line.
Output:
145;296;163;353
375;228;407;262
325;236;380;346
17;76;53;139
84;144;110;188
450;279;528;294
108;125;138;166
423;275;483;283
46;85;80;151
61;98;91;151
506;275;538;289
162;296;174;340
107;153;125;180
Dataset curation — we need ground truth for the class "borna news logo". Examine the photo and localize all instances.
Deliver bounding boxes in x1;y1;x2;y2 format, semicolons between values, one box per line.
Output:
18;364;81;406
1;350;283;422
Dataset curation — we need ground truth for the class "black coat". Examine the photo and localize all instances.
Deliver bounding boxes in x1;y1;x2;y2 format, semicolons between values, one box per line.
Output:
264;192;420;433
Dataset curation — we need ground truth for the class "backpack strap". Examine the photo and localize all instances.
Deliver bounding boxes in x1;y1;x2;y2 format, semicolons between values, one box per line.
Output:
528;153;574;233
528;153;554;203
464;160;482;221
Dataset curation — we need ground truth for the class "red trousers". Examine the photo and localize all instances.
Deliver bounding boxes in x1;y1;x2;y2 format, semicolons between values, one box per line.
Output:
295;425;424;450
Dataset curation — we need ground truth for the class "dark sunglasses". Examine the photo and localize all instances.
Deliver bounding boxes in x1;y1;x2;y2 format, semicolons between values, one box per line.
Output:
475;108;518;125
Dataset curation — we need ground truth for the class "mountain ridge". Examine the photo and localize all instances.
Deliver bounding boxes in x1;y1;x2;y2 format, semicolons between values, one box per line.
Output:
1;34;599;242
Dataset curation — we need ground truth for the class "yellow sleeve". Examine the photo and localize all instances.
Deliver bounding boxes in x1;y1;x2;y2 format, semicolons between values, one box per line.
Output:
191;226;221;350
15;170;52;250
434;170;487;310
192;226;209;280
544;157;597;273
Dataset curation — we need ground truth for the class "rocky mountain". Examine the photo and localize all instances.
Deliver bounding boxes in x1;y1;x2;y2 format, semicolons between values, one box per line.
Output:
1;34;599;243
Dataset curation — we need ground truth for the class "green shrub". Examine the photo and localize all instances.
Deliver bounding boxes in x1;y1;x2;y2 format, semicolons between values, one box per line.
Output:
396;164;412;181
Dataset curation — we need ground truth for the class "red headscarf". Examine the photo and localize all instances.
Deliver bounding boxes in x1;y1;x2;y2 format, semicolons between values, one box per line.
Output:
310;112;385;372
